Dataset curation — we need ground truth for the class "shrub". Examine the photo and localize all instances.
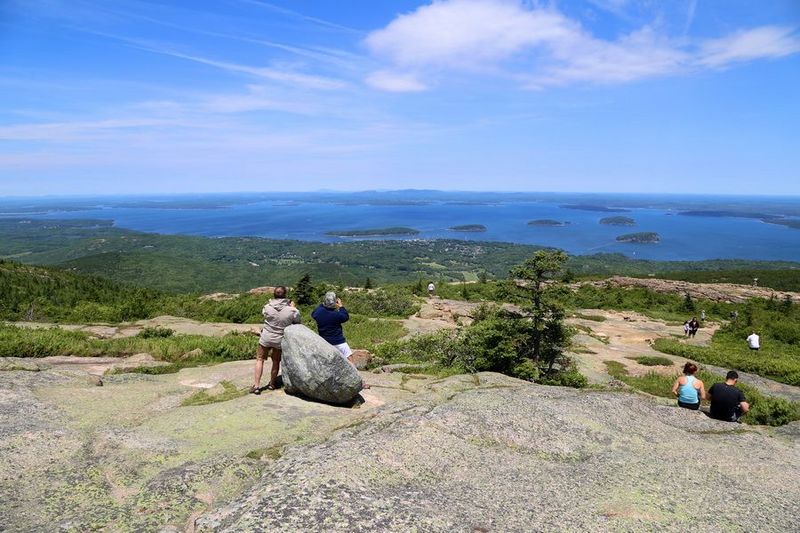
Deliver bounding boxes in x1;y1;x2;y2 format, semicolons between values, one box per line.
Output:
137;327;174;339
630;355;673;366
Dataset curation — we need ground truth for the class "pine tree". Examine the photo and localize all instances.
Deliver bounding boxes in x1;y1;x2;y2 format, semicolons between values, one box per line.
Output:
510;250;570;371
364;277;373;289
294;273;314;305
682;293;695;312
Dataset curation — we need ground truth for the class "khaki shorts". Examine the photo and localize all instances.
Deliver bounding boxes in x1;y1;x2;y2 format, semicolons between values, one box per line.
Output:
256;345;280;360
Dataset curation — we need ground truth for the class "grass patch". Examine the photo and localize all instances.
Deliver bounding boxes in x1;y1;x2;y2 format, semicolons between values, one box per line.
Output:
245;445;284;461
653;336;800;387
603;360;800;427
573;313;607;322
628;355;673;367
181;380;247;406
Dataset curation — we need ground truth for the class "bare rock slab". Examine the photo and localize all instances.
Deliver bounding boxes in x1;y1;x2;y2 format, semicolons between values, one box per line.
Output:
281;324;362;405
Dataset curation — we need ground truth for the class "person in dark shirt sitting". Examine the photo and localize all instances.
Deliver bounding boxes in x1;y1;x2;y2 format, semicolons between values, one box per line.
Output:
708;371;750;422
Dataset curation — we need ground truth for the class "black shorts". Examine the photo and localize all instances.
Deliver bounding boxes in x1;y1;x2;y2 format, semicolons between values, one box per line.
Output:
678;401;700;410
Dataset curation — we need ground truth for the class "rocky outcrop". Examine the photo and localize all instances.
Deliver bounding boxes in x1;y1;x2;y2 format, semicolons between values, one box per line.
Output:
581;276;800;303
198;377;800;532
281;325;363;405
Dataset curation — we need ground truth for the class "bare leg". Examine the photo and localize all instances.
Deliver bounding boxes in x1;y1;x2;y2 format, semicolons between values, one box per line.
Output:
268;348;282;389
252;344;267;391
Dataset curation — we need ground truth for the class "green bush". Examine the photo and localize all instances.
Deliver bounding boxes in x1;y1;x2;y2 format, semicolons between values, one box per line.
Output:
631;356;673;366
374;309;585;387
137;327;174;339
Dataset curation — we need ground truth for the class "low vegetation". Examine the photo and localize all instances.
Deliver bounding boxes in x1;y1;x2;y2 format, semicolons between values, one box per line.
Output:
652;298;800;386
629;355;673;366
181;381;247;406
604;361;800;427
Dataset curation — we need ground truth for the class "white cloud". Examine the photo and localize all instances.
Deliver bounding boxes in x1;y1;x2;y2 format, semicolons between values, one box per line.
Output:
365;70;428;92
697;26;800;67
365;0;576;70
364;0;800;91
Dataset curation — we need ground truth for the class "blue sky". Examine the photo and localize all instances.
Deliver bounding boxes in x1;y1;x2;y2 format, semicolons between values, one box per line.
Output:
1;0;798;195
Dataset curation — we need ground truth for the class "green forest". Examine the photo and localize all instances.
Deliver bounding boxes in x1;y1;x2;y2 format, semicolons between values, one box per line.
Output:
1;218;798;293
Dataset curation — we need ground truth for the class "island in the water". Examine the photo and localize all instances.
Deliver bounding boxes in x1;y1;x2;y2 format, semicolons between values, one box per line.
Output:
616;232;660;244
679;210;800;230
600;216;636;226
326;227;420;237
528;219;570;227
561;204;630;213
449;224;487;232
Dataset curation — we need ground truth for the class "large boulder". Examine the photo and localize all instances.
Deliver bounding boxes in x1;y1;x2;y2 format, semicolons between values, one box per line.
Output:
280;325;362;404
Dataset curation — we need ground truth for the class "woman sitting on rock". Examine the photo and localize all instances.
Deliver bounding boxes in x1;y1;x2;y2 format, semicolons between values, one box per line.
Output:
671;362;706;410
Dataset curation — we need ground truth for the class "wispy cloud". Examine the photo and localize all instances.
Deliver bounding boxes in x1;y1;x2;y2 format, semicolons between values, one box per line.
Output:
697;26;800;67
79;29;351;90
236;0;363;34
364;0;800;91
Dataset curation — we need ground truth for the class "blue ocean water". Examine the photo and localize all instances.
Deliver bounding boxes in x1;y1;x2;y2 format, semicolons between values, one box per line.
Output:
4;192;800;262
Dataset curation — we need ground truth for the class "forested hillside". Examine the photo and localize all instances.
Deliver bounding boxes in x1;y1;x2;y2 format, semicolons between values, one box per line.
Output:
1;218;798;293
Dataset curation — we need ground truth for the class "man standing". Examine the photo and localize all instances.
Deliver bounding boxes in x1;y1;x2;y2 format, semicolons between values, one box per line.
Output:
746;331;760;351
708;371;750;422
251;286;301;394
427;282;435;297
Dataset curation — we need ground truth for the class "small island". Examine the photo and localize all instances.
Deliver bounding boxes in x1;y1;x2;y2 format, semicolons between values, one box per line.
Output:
449;224;487;232
600;216;636;226
528;219;570;227
616;232;660;244
561;204;630;213
326;227;420;237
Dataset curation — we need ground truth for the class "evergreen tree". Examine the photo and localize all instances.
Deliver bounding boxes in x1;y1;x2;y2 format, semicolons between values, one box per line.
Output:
682;293;695;312
294;273;315;305
510;250;570;371
460;281;469;300
364;277;373;289
412;277;424;296
478;270;488;284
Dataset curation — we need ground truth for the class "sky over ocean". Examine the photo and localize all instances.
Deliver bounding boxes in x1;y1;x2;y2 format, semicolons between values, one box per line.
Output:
0;0;798;196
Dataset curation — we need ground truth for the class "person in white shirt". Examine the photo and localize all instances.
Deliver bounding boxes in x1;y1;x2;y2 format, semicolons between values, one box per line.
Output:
427;282;435;297
746;331;760;351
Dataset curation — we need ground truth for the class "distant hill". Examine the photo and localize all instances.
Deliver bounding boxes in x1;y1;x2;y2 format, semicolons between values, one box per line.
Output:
2;218;800;293
561;204;630;213
0;259;160;322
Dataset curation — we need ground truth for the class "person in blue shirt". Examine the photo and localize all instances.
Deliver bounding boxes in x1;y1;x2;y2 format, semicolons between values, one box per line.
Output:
671;362;706;410
312;291;353;358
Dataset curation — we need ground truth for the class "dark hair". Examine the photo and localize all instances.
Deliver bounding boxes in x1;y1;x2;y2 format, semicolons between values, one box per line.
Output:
683;362;698;375
273;286;287;298
726;370;739;381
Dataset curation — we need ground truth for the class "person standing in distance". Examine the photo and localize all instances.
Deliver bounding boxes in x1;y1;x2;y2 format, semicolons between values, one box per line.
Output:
427;282;435;297
746;331;760;351
251;286;300;394
708;371;750;422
